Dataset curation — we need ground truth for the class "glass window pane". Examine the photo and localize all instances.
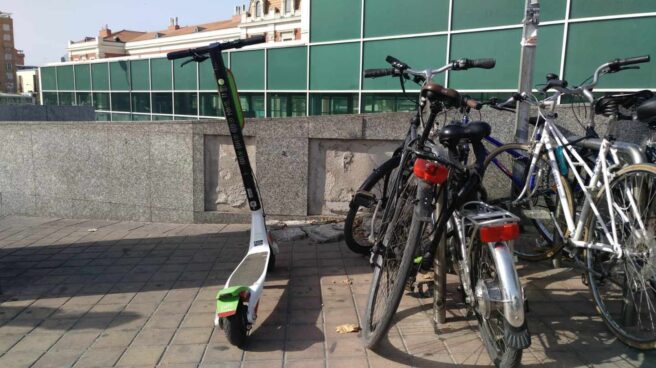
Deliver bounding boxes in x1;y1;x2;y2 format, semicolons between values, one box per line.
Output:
111;93;130;111
453;0;522;30
42;92;58;105
152;92;173;114
110;61;130;90
311;0;361;42
231;50;264;90
76;92;92;106
199;53;229;90
74;64;91;90
310;93;358;115
565;17;656;89
131;93;150;113
92;63;109;91
153;115;173;121
361;94;417;113
449;29;521;90
96;112;110;121
364;0;448;38
58;92;74;106
239;93;265;118
310;43;359;90
174;59;197;90
571;0;656;18
268;93;307;117
57;66;74;90
199;92;224;117
174;92;198;115
131;60;150;91
93;92;110;110
151;58;172;90
111;113;131;121
533;25;564;84
41;67;57;90
267;47;307;90
132;114;151;121
363;36;447;90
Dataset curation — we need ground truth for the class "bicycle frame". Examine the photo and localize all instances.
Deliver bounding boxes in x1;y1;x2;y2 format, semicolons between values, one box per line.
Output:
512;113;638;256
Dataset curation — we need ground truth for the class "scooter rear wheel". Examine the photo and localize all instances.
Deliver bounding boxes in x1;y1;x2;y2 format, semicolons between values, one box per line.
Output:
223;303;248;348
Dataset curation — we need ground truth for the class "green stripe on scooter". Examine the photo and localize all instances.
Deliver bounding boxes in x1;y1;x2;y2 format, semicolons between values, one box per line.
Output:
216;286;249;317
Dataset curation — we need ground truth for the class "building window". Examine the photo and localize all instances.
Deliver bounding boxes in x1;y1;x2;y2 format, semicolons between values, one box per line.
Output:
6;63;12;72
361;94;417;114
152;92;173;114
2;24;9;31
239;93;265;118
111;93;131;112
284;0;293;14
3;34;10;41
255;1;263;17
200;93;224;117
131;93;151;113
174;92;198;115
4;53;11;61
92;92;110;110
76;93;92;106
310;93;359;116
268;93;306;117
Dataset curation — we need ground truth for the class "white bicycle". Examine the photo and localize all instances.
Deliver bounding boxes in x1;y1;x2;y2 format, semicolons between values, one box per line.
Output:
484;55;656;349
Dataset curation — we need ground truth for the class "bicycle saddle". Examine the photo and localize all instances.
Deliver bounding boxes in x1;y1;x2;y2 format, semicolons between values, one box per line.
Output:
637;97;656;128
439;121;491;143
594;90;654;117
421;83;461;105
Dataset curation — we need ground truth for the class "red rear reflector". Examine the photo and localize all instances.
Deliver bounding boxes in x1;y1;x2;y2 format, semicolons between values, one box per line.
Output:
413;158;448;184
218;311;236;318
479;223;520;243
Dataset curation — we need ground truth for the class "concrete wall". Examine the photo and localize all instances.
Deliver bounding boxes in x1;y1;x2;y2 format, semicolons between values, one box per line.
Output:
1;109;653;223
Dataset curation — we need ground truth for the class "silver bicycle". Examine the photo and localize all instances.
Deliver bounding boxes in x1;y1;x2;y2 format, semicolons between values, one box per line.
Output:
484;56;656;349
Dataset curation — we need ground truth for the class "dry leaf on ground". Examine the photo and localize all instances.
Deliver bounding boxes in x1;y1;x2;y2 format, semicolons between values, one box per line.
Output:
335;324;361;334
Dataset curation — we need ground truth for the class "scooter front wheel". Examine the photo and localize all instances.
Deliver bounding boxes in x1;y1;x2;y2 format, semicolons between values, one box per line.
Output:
222;303;248;348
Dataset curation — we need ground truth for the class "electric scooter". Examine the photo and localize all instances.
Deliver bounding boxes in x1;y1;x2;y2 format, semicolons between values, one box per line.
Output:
167;35;278;348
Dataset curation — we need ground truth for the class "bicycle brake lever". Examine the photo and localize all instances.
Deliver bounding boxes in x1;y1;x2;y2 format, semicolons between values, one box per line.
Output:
180;54;209;67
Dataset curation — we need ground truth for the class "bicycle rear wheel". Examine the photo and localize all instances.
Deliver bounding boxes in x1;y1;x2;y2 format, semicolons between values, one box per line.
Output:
363;178;424;349
483;143;572;261
344;155;400;255
585;164;656;349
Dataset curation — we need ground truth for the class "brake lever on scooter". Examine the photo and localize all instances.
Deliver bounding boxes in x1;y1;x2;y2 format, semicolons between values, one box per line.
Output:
180;53;209;67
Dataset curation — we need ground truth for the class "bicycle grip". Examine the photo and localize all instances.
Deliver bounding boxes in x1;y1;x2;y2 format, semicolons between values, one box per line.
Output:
609;55;650;69
363;69;395;78
468;58;496;69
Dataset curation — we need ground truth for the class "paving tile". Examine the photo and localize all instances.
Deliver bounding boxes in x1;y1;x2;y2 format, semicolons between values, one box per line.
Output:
0;349;45;368
171;327;213;345
92;329;140;348
74;346;126;368
116;345;166;366
32;349;84;368
50;331;100;351
159;343;206;365
8;332;62;352
132;328;176;346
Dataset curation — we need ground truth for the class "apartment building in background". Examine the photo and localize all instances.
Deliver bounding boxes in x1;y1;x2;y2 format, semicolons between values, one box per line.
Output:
0;11;25;93
67;0;303;61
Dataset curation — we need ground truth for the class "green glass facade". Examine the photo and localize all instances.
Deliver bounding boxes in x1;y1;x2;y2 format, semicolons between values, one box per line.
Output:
40;0;656;121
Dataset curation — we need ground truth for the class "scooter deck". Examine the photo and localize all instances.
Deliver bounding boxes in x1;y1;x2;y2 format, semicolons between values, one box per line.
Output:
227;252;268;287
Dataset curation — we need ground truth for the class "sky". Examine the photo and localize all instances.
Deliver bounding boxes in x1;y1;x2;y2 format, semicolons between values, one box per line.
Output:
3;0;247;66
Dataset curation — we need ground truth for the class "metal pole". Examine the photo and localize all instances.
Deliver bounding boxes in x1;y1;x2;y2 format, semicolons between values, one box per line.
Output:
514;0;540;143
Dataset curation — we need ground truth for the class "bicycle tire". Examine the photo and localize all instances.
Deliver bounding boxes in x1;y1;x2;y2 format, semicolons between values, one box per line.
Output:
344;155;401;255
363;179;423;349
472;241;525;367
483;143;573;261
584;163;656;349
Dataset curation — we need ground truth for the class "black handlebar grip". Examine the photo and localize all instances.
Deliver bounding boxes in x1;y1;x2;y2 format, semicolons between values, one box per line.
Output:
167;49;194;60
385;55;409;70
610;55;650;68
236;35;266;48
469;58;496;69
363;69;395;78
540;79;568;93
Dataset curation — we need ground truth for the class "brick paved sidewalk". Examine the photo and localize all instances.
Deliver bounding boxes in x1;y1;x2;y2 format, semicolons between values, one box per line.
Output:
0;216;653;367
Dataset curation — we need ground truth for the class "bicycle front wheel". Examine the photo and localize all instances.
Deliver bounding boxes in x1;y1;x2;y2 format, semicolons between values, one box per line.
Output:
344;155;400;255
363;178;424;349
585;163;656;349
483;143;573;261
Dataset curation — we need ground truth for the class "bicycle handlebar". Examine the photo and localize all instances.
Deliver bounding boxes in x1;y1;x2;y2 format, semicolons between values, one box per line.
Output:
453;58;496;70
363;68;397;79
167;35;266;60
608;55;650;70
